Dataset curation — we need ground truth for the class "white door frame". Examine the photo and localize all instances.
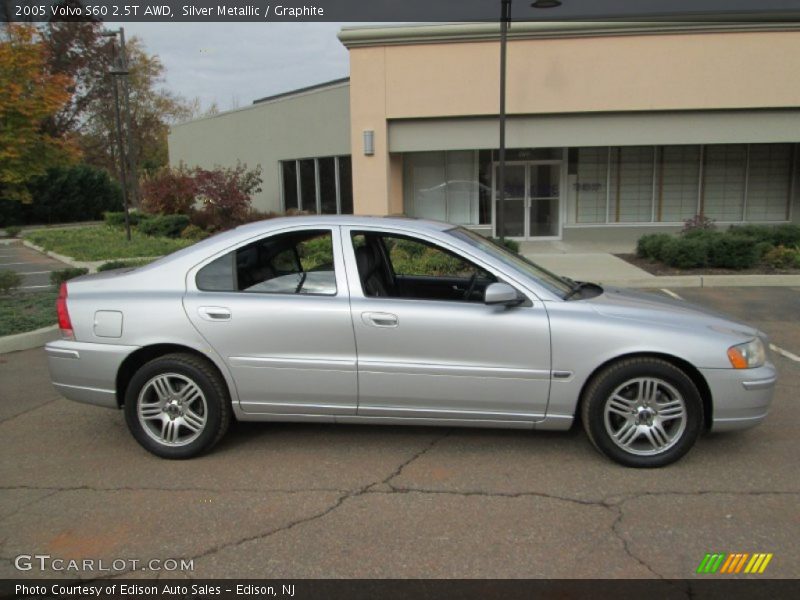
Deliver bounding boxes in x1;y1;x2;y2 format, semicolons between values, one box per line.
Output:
491;156;566;241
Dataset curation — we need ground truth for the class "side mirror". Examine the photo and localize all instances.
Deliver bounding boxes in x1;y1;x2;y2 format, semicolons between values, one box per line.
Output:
484;282;523;307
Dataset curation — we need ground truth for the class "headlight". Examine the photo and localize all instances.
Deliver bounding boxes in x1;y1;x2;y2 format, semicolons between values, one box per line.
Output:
727;338;766;369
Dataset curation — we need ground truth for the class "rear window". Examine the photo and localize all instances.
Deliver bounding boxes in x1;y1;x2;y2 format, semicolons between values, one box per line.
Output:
196;229;336;296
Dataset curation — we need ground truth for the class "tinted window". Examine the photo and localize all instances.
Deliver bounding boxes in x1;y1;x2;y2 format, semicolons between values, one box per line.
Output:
196;230;336;296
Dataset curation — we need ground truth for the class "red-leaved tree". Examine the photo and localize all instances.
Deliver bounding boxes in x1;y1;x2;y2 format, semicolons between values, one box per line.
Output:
140;163;263;231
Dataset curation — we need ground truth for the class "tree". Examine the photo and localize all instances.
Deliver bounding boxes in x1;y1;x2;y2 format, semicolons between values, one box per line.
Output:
0;24;79;202
38;21;192;182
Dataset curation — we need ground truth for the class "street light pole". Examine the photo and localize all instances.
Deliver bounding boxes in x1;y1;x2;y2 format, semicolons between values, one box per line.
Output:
117;28;139;209
103;29;132;241
497;0;511;241
498;0;562;241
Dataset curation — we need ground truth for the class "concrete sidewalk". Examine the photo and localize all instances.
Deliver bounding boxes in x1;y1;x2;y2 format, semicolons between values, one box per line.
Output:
520;240;800;288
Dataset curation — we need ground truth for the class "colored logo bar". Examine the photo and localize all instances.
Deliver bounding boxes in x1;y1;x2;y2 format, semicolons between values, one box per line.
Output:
696;553;773;574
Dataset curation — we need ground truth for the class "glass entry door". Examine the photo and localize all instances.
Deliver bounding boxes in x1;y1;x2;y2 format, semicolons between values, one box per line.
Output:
494;161;562;239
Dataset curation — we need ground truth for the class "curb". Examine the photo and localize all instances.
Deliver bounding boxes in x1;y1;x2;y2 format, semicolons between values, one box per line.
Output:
0;325;59;354
599;274;800;288
22;240;95;270
21;240;160;273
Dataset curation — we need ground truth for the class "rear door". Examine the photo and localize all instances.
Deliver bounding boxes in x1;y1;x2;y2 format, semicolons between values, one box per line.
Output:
183;226;358;415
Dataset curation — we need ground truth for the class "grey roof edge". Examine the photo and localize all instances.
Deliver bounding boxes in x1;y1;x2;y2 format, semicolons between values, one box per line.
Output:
252;76;351;105
338;21;800;48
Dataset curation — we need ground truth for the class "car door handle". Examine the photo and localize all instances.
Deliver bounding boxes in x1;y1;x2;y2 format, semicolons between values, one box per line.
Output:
198;306;231;321
362;312;398;328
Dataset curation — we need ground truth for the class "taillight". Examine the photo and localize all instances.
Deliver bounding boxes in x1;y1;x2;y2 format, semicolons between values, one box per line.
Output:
56;282;74;339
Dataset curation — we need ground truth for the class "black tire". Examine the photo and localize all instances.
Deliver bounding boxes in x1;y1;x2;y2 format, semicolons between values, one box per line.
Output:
580;358;703;468
124;353;231;459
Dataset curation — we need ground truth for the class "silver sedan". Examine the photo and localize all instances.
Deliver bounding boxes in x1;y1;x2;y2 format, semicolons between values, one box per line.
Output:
45;216;777;467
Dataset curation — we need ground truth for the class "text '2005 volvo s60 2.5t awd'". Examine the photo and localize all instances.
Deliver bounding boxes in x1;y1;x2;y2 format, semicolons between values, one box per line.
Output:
45;216;777;467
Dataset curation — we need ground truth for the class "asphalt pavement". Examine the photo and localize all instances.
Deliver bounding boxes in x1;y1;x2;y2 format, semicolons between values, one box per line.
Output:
0;241;66;291
0;287;798;579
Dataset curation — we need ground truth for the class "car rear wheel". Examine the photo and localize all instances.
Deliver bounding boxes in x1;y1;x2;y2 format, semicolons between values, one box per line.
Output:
581;357;702;468
124;353;230;459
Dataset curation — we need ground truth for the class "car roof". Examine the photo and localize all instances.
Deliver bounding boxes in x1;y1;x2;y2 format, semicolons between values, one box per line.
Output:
233;214;454;235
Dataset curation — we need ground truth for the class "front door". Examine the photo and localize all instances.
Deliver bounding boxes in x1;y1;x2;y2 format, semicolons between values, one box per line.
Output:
343;227;552;422
494;161;562;239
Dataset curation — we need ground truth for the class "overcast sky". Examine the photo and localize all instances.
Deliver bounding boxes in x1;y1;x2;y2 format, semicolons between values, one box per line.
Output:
120;23;357;115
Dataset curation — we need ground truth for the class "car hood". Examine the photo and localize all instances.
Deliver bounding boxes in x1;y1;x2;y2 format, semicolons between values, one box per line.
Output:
586;286;762;341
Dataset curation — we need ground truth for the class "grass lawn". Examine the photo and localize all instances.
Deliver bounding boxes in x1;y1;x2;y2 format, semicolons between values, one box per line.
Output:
0;291;58;336
26;226;194;261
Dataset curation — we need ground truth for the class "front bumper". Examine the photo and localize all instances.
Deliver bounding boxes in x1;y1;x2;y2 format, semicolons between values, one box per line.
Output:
700;363;777;432
46;339;139;409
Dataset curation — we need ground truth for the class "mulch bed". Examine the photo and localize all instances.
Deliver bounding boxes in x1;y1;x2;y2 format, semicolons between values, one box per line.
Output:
616;254;800;277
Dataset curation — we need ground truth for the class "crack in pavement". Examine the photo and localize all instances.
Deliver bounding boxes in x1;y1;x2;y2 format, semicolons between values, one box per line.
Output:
85;431;454;579
3;418;796;581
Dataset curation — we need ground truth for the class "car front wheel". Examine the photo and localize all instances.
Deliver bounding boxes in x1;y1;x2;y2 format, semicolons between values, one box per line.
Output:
581;358;703;468
124;353;231;459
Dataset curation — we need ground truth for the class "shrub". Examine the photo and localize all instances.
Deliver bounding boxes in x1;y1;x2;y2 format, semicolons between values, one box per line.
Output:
771;224;800;247
660;237;709;269
104;211;152;228
754;241;775;259
636;233;672;260
140;166;197;216
489;237;520;254
681;228;718;241
50;268;89;287
681;214;716;234
23;165;122;225
729;224;773;242
180;224;210;241
97;259;153;272
138;214;190;238
762;245;800;269
706;234;760;269
0;270;22;294
193;163;263;231
5;226;22;238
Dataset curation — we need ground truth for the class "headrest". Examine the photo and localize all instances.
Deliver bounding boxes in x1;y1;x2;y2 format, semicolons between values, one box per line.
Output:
355;245;378;277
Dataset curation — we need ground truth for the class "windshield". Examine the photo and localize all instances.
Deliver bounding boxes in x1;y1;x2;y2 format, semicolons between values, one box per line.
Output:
447;227;573;298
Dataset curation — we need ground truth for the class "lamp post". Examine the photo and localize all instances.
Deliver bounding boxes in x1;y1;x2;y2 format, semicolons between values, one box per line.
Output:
497;0;562;241
102;28;136;241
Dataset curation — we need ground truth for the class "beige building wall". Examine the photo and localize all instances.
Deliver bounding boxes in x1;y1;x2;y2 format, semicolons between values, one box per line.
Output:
168;82;351;212
341;23;800;216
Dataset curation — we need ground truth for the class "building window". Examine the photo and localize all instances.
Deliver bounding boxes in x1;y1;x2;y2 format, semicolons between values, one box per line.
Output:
574;147;608;224
339;156;353;214
657;145;700;222
569;143;796;225
282;161;298;211
299;159;317;212
403;150;490;226
746;144;793;222
280;156;353;214
610;146;655;223
318;157;337;214
701;144;747;222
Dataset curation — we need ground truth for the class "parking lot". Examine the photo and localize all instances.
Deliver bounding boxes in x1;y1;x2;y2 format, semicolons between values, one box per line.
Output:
0;286;798;579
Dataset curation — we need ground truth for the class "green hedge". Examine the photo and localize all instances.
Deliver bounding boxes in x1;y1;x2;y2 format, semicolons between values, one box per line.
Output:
637;227;779;270
104;211;152;228
0;165;122;226
50;268;89;287
138;214;190;238
0;270;22;294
